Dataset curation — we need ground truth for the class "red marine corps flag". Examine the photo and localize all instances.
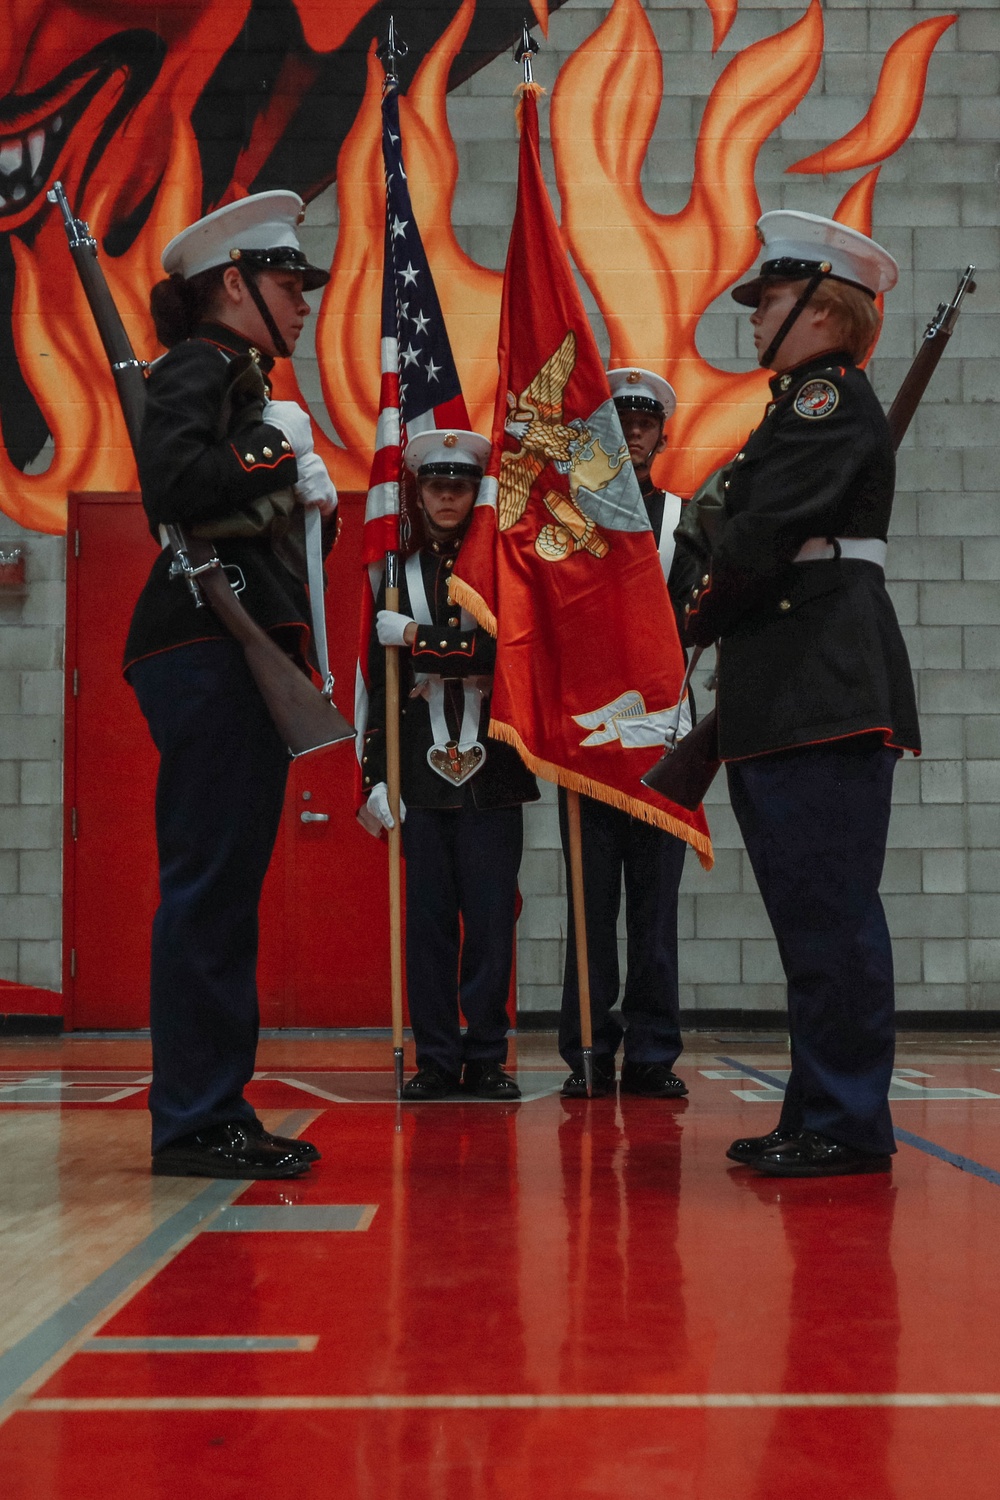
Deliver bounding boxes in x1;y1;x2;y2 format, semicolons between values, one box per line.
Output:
451;86;713;868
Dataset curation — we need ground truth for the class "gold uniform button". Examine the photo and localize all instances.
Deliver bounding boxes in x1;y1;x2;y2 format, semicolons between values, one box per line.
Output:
723;480;730;489
445;559;453;569
766;403;776;415
245;452;255;462
448;616;459;627
736;451;745;461
691;588;699;600
684;604;691;615
779;599;791;612
263;446;273;458
281;440;291;452
780;375;792;391
440;640;449;648
701;574;710;586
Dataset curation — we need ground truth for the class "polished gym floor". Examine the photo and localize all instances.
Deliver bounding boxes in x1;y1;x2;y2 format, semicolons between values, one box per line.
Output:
1;1029;999;1497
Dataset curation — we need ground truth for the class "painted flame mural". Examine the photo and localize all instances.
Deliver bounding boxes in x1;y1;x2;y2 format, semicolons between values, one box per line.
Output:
0;0;954;533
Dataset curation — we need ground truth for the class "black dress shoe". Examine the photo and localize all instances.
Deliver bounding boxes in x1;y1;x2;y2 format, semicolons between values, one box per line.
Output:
752;1129;893;1178
246;1118;322;1163
726;1127;796;1164
619;1061;688;1099
401;1064;460;1100
561;1060;616;1099
461;1062;522;1100
151;1121;311;1180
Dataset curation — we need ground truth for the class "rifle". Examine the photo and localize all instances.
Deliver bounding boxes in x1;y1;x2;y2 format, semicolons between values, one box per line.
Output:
887;264;976;449
643;265;977;812
47;181;353;758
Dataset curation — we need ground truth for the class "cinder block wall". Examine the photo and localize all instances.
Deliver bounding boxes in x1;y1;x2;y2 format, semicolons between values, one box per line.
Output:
0;0;997;1020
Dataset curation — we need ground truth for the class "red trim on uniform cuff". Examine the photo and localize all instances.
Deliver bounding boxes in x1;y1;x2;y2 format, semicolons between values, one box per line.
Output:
230;444;295;473
723;726;920;762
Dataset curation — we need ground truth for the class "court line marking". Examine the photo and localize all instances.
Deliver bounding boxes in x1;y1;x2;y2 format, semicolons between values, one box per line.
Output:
24;1393;1000;1412
717;1056;1000;1188
0;1109;321;1429
82;1336;319;1353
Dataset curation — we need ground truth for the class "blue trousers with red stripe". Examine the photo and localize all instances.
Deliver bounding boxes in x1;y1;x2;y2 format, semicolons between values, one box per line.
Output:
727;740;899;1156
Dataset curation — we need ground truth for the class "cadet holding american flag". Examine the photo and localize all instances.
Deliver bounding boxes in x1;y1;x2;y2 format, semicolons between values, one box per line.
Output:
357;25;538;1101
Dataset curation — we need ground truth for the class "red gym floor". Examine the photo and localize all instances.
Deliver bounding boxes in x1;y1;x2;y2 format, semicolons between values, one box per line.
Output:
1;1031;999;1497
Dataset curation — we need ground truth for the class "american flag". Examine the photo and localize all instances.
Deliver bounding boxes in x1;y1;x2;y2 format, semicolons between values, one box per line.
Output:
355;79;470;766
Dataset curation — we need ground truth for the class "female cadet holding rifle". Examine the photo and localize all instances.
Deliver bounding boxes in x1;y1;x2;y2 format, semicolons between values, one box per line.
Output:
123;193;336;1180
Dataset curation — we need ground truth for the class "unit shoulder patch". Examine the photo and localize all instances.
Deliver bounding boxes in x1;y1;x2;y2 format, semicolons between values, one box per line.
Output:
793;378;839;420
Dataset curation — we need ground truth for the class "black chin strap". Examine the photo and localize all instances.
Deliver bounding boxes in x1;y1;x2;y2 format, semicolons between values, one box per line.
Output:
760;271;826;369
232;257;289;359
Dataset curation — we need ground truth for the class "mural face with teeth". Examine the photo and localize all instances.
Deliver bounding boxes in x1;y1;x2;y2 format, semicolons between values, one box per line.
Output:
0;0;543;529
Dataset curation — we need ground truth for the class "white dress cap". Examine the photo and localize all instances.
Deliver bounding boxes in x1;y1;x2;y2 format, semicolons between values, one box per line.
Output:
732;211;898;307
606;367;677;422
161;190;329;290
404;429;492;477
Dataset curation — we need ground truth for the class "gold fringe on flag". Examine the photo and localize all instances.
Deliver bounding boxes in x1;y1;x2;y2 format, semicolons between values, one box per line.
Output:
448;575;498;637
488;717;715;870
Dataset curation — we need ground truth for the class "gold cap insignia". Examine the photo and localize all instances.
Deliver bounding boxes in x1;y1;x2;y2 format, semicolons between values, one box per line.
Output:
626;371;642;383
443;433;458;447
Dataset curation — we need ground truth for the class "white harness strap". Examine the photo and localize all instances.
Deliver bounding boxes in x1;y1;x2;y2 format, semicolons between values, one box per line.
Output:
304;506;334;696
658;489;683;583
405;551;488;779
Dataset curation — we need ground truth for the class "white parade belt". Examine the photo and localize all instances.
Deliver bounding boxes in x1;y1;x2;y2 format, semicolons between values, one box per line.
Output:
793;536;887;567
405;551;489;786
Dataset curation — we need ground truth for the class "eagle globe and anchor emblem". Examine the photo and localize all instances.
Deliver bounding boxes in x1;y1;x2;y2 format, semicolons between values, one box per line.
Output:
498;336;688;750
499;331;639;561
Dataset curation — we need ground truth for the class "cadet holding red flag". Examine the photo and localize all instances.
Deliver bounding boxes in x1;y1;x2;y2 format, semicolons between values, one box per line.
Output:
450;63;712;1090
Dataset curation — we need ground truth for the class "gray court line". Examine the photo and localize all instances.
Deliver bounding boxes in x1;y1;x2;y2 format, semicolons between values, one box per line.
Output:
83;1336;318;1353
26;1392;1000;1412
716;1055;1000;1187
0;1108;320;1416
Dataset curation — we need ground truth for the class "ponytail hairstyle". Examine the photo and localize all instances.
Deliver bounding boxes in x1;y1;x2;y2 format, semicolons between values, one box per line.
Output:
149;265;229;348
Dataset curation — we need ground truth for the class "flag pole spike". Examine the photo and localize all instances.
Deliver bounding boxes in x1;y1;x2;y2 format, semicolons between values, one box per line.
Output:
376;14;409;84
514;20;540;86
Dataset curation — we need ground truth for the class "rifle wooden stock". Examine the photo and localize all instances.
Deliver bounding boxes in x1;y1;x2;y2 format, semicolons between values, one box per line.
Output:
49;179;354;760
183;536;353;756
641;707;720;811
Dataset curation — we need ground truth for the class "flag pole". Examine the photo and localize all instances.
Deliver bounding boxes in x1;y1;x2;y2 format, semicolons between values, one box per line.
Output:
513;21;595;1098
384;549;405;1100
565;790;595;1098
378;17;410;1101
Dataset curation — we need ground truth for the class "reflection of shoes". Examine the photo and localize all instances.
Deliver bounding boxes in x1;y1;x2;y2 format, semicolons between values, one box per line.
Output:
401;1065;460;1100
753;1129;893;1178
726;1127;795;1164
561;1060;616;1099
619;1061;688;1098
461;1062;522;1100
152;1121;311;1180
246;1118;321;1162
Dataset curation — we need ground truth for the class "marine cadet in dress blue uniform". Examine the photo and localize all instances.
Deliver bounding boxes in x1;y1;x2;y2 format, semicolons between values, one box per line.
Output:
558;370;701;1101
124;193;337;1179
361;431;540;1101
681;211;921;1178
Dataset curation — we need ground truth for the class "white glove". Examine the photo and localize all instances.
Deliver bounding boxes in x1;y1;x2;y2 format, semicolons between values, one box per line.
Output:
367;782;406;831
376;609;416;647
294;450;338;517
262;399;314;458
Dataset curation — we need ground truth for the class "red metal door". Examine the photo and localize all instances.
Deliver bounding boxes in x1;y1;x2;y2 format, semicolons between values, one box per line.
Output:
63;492;394;1028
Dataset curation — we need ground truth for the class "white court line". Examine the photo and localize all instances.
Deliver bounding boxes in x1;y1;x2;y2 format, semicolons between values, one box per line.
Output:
25;1393;1000;1412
